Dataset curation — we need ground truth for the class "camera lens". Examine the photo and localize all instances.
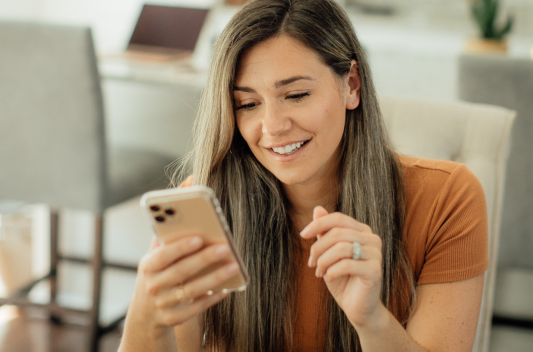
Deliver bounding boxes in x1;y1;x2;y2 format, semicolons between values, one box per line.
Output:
155;216;165;222
150;205;160;212
165;208;175;215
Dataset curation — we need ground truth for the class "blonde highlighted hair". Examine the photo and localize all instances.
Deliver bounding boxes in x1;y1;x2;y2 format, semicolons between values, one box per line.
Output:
172;0;415;350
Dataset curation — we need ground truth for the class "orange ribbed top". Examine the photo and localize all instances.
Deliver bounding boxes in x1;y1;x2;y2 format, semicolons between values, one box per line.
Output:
292;156;489;351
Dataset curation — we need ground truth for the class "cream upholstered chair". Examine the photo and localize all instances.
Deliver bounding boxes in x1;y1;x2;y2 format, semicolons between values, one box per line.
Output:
379;96;515;352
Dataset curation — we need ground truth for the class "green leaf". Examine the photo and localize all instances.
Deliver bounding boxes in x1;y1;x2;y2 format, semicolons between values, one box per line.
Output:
470;0;513;39
494;16;514;39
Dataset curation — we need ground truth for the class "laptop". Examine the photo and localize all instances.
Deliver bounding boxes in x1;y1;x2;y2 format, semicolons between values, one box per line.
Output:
124;4;210;62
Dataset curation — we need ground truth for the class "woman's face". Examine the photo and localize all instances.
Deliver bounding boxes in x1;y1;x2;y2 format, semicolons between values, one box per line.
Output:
234;35;360;186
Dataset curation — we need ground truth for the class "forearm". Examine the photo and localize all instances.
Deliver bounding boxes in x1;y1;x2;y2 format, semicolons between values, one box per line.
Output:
354;304;428;352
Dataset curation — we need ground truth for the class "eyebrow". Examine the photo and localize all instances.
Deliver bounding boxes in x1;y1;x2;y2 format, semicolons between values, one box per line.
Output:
233;75;315;93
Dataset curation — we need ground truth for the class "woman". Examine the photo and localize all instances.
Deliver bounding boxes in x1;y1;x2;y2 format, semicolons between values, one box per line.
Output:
119;0;488;351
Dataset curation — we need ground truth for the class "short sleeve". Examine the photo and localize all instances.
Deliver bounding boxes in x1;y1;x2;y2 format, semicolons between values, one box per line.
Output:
417;164;489;285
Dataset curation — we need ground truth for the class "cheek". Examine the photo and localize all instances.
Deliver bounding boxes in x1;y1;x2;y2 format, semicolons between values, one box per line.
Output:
236;115;261;149
310;95;346;135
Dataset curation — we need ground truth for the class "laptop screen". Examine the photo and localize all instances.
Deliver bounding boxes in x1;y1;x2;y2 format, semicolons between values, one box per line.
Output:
128;5;209;51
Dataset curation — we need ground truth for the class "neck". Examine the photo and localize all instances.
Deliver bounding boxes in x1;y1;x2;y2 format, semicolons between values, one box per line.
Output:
283;169;339;233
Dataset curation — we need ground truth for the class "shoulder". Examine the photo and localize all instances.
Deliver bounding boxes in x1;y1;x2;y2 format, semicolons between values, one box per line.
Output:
178;175;194;188
400;154;474;181
399;155;488;285
400;155;484;201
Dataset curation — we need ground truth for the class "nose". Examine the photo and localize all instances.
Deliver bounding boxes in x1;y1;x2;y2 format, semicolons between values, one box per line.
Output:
261;101;291;136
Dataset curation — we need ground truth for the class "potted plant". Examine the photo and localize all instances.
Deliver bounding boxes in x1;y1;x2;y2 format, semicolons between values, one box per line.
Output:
466;0;514;53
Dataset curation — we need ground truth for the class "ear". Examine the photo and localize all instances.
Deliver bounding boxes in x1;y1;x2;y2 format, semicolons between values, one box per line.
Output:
345;60;361;110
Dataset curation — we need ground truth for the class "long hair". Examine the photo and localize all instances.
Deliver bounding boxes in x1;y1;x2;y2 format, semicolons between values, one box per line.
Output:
172;0;415;350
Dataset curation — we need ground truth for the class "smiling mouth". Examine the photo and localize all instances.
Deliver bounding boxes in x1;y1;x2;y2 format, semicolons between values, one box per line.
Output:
271;140;310;155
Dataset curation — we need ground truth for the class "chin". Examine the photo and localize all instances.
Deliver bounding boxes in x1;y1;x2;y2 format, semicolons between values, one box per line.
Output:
269;168;313;186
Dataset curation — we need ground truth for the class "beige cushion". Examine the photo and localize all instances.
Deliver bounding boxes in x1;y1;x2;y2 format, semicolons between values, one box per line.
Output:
380;96;516;352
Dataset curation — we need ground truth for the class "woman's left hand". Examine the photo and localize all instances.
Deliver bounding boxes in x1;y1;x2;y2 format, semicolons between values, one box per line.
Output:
300;206;385;329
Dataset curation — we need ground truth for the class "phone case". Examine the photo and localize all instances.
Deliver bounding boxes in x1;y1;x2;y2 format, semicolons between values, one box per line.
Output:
140;186;248;293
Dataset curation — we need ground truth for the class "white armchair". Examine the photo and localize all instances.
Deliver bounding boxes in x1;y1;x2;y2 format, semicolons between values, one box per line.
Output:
380;96;516;352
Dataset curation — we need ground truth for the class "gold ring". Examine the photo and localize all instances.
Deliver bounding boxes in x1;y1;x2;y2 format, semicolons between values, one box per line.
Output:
175;285;193;304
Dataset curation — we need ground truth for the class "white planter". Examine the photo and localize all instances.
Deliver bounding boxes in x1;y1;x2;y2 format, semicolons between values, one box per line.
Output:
465;38;508;54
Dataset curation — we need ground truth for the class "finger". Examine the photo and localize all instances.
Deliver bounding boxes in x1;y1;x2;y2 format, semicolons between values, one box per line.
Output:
140;235;203;274
149;236;160;251
300;212;372;239
313;206;329;240
309;227;379;267
315;242;379;277
158;291;229;326
156;262;240;308
148;243;233;293
323;258;382;283
180;261;240;299
313;205;329;220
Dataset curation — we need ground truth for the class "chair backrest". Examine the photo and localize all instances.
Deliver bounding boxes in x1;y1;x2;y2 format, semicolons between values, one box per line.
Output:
380;96;515;352
459;55;533;270
0;22;108;212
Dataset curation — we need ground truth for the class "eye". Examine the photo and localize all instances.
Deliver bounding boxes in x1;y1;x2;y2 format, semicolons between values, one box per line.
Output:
235;102;258;111
287;92;310;101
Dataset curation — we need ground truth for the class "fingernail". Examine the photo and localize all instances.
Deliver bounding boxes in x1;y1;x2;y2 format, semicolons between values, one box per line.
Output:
189;237;202;248
227;263;238;275
216;245;229;257
300;225;310;237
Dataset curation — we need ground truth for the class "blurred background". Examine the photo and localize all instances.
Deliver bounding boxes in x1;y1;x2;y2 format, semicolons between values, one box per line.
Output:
0;0;532;351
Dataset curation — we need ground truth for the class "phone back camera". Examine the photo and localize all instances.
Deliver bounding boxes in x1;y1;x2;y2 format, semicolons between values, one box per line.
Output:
150;205;160;212
165;208;175;215
155;216;165;222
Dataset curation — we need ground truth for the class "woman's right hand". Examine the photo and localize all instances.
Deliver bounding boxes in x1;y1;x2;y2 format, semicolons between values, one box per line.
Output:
120;176;238;351
120;235;238;351
129;235;238;332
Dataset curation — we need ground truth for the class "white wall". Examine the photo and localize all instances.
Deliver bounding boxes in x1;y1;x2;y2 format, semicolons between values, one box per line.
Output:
2;0;532;51
0;0;44;19
3;0;533;51
0;0;218;52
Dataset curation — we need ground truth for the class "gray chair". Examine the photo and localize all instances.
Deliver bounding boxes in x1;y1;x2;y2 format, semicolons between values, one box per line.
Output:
459;55;533;326
380;96;515;352
459;55;533;270
0;22;174;352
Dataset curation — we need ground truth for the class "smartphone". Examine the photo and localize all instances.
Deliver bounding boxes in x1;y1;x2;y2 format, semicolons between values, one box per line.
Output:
140;186;248;293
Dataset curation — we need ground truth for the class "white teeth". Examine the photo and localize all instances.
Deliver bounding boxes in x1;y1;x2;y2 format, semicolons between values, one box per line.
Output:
272;141;307;155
